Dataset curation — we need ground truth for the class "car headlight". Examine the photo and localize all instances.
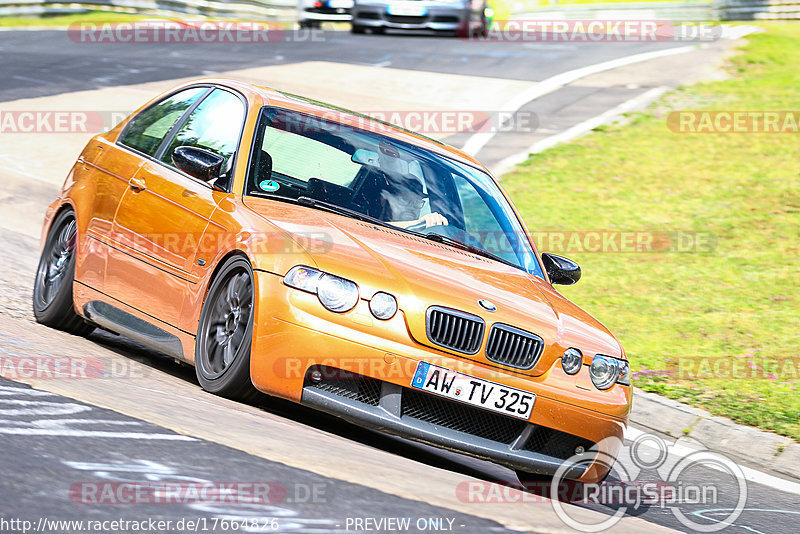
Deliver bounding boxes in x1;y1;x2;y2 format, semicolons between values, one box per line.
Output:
369;292;397;320
589;355;619;390
589;354;631;389
284;266;322;293
561;348;583;375
616;360;631;386
316;273;359;312
284;266;359;313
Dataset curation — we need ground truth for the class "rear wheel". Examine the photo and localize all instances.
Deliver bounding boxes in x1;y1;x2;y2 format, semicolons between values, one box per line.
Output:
195;256;260;402
33;209;93;336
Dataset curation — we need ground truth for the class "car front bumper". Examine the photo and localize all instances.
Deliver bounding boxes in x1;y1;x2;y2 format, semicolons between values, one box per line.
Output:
250;270;629;482
351;4;470;31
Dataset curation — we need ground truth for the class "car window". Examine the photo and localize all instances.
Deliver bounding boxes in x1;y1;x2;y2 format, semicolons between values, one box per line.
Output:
246;108;544;278
119;88;206;156
160;88;246;174
453;174;516;264
262;127;362;186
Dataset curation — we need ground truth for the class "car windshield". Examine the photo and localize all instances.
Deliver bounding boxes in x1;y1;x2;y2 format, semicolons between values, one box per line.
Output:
246;107;543;277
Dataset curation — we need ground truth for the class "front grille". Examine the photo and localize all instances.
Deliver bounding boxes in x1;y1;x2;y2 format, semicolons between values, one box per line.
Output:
386;15;428;24
402;388;526;444
426;306;485;354
431;16;459;23
358;11;380;19
523;426;595;461
304;365;381;406
485;324;544;370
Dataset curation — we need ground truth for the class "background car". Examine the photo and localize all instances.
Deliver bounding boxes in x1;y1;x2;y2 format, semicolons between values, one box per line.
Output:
297;0;353;28
350;0;488;35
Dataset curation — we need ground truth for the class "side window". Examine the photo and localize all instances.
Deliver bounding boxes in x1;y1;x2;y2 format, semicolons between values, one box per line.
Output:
453;174;516;263
119;88;206;156
160;89;246;174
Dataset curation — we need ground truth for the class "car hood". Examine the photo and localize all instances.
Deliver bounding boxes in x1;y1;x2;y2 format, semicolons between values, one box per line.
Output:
245;198;622;374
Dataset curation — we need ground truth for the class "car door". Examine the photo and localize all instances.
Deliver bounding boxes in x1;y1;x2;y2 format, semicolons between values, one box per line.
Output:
78;87;207;291
106;87;246;326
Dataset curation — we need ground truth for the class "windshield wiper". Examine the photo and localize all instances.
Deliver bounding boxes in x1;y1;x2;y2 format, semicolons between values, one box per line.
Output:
296;196;397;230
419;232;519;269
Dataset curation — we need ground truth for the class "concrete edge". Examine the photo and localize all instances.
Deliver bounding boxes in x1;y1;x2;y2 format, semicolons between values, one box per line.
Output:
630;387;800;481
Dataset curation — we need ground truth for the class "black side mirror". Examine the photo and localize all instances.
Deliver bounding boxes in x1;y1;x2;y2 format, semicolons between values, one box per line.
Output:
172;146;224;183
541;253;581;285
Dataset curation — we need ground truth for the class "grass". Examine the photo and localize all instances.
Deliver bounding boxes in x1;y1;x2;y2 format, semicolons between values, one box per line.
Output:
502;23;800;440
0;11;153;27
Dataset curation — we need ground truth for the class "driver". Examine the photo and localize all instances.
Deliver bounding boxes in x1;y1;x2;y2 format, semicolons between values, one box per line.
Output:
380;173;448;230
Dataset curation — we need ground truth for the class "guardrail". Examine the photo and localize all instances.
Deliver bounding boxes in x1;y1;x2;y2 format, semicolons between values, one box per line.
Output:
1;0;797;22
510;1;715;21
0;0;296;21
714;0;800;19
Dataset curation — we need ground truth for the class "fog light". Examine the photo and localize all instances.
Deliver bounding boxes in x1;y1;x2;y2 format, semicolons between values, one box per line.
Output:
575;445;585;455
309;369;323;383
369;292;398;320
561;348;583;375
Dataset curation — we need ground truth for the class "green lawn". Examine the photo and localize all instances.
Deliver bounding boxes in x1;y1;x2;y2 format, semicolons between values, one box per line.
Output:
502;23;800;440
0;11;153;27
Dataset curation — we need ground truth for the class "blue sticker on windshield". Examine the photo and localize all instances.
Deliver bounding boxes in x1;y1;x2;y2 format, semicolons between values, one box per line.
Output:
259;180;280;192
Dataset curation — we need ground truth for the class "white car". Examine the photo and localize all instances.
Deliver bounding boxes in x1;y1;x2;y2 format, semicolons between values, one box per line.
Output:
297;0;354;28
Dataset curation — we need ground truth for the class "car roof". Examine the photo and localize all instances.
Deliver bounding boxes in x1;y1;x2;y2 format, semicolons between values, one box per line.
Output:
200;78;491;174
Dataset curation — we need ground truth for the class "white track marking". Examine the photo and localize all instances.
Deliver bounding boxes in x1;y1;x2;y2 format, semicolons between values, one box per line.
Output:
492;86;667;176
626;426;800;497
461;45;696;157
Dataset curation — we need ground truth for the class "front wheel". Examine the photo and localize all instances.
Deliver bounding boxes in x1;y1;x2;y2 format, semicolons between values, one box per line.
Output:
195;256;260;402
33;209;93;336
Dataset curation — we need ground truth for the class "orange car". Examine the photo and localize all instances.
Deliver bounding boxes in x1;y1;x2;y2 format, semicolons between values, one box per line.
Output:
34;79;631;483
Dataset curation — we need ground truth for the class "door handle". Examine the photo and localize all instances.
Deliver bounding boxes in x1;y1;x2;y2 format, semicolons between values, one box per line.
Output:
129;177;146;192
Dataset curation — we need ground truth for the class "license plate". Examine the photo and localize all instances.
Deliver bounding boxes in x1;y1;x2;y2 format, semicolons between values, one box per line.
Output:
386;2;427;16
328;0;352;8
411;362;535;420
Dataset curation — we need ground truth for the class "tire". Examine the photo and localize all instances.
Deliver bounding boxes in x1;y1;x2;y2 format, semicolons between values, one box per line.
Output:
33;209;93;336
195;256;260;402
351;24;366;34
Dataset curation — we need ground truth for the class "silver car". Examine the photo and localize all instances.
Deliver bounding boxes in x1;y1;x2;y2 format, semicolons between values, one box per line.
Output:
351;0;488;35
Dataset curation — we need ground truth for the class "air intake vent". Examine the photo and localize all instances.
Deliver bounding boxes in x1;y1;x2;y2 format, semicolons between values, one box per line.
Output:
426;306;484;354
486;324;544;370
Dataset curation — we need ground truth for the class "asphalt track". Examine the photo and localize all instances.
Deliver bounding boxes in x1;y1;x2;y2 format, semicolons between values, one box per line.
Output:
0;28;798;534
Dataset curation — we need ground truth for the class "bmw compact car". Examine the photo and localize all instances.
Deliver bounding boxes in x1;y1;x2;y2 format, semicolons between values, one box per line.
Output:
350;0;488;35
34;79;631;483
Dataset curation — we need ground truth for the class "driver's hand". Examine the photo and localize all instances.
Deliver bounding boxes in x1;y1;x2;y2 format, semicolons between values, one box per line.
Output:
418;212;448;228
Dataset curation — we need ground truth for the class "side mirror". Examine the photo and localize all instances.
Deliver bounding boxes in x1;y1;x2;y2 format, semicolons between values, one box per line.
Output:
541;253;581;285
172;146;224;183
